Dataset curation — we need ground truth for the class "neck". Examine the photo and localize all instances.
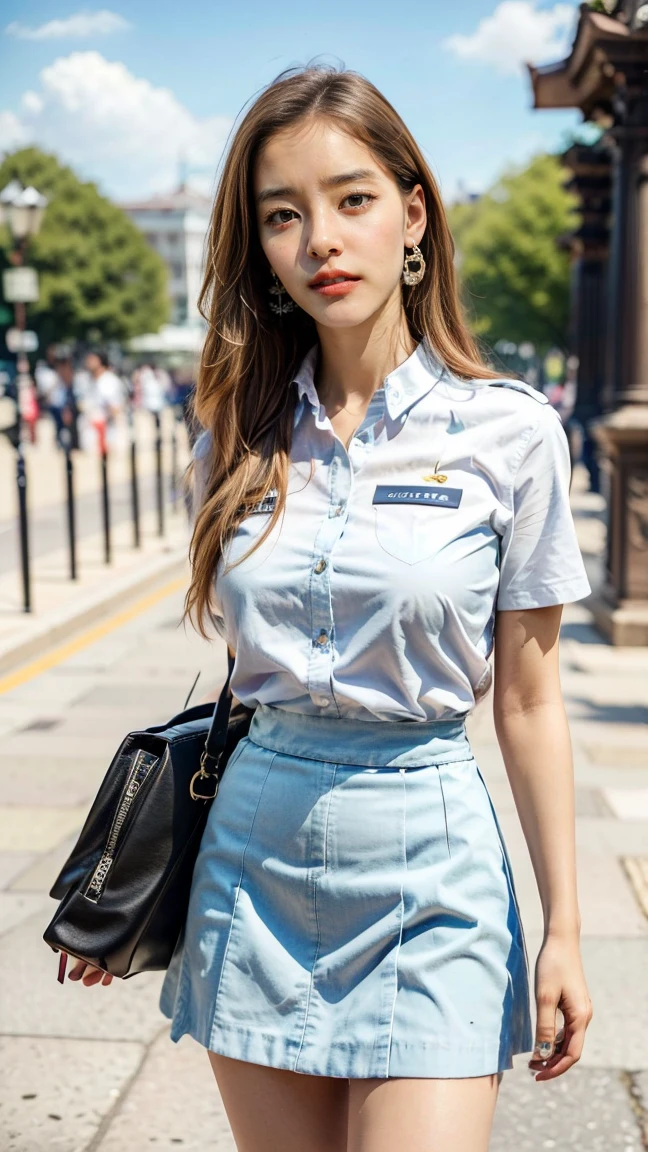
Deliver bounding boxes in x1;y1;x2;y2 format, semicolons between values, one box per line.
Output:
314;292;417;410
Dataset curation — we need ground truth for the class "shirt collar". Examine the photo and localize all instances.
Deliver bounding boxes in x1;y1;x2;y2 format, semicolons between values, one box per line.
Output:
292;339;446;422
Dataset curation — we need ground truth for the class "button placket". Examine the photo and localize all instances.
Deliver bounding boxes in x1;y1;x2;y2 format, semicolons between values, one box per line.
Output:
306;439;351;710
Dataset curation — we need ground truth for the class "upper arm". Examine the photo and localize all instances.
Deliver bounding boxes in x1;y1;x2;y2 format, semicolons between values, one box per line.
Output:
493;604;563;718
496;404;590;612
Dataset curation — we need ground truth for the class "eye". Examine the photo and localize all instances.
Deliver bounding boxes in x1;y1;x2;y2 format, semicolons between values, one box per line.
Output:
341;192;376;210
264;207;298;226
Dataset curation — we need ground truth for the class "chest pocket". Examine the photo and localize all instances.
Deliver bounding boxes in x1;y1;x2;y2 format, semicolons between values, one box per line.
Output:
371;503;444;565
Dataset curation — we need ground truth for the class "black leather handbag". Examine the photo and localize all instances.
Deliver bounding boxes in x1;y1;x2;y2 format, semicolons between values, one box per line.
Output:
42;652;255;981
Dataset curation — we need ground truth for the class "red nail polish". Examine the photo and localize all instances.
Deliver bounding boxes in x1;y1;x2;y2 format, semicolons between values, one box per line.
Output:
57;952;67;984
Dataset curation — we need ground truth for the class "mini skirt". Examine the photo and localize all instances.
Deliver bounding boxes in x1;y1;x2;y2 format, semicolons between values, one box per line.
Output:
159;703;534;1079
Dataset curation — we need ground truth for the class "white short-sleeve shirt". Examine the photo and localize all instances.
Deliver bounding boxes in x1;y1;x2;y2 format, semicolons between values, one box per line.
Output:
191;340;590;722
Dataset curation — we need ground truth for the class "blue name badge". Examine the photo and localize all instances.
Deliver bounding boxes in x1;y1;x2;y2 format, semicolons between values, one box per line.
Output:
372;484;463;509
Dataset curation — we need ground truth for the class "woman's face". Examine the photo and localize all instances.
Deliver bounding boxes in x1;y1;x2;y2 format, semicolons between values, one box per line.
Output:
254;117;426;330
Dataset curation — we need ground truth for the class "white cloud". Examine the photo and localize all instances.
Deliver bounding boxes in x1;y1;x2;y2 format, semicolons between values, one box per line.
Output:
0;110;29;153
0;51;232;199
21;91;44;114
5;10;131;40
443;1;577;75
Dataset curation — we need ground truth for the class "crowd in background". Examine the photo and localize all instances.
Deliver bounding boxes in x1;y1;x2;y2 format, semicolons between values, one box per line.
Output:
29;344;197;453
8;343;600;495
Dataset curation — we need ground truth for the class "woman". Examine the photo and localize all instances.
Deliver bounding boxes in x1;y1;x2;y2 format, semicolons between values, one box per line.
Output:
67;66;593;1151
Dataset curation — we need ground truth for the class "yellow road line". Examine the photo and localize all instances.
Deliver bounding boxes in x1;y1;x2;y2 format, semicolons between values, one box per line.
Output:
0;575;186;695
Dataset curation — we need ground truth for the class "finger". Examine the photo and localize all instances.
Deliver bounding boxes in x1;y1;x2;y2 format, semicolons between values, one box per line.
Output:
81;968;106;987
530;994;558;1063
532;1022;587;1081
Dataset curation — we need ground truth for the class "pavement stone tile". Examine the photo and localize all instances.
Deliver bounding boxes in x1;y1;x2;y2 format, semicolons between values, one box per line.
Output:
621;857;648;920
0;911;166;1043
94;1029;236;1152
603;788;648;821
630;1071;648;1145
496;816;648;938
0;892;52;935
0;852;35;889
0;756;109;807
8;831;77;892
59;684;193;717
0;1034;145;1152
0;734;123;760
0;805;87;852
492;1064;643;1150
4;675;99;712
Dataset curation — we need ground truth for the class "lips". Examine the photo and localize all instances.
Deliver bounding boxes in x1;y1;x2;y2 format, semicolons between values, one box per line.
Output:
308;270;362;297
308;269;359;286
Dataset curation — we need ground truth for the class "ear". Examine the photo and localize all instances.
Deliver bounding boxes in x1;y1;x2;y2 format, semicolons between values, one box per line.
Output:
404;183;427;248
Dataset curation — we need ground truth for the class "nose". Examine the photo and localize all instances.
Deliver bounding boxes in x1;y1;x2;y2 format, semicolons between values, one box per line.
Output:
306;205;343;261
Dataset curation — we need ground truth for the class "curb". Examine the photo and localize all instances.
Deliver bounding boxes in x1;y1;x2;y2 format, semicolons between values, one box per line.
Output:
0;548;189;679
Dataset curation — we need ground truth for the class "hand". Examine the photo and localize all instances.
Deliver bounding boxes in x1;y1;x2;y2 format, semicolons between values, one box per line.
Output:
529;932;593;1080
65;953;114;987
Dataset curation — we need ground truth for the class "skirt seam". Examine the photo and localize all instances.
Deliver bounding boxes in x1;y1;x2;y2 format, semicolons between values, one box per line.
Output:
384;767;407;1077
293;761;338;1070
210;750;278;1044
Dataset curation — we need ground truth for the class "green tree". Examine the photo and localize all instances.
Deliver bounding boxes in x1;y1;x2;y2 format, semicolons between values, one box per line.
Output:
0;147;169;346
448;153;579;354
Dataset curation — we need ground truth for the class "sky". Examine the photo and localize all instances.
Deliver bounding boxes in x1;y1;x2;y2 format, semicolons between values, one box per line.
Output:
0;1;585;205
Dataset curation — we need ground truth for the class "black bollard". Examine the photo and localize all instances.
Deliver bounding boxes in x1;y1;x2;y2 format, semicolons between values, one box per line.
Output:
130;436;140;548
154;411;164;536
15;442;31;612
61;427;77;580
101;448;111;563
170;417;178;514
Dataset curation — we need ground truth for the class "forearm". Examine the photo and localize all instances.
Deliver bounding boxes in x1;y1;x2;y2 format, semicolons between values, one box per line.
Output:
494;699;581;939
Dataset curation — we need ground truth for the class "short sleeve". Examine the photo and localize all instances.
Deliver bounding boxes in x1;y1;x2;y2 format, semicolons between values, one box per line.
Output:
496;405;591;611
188;428;228;641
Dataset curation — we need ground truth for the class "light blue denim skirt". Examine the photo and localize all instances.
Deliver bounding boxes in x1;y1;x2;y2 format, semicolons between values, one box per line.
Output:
159;704;534;1078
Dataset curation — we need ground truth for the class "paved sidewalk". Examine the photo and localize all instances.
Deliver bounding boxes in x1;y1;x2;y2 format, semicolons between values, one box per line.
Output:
0;409;192;676
0;466;646;1150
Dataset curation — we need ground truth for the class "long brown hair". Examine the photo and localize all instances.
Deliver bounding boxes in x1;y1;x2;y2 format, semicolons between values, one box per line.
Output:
183;64;500;639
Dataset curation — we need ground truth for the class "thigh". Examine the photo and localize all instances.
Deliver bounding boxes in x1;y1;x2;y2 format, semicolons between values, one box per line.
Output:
207;1052;349;1152
347;1072;503;1152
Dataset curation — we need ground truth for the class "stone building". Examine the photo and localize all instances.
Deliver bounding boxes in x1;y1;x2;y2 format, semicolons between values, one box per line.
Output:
119;184;211;328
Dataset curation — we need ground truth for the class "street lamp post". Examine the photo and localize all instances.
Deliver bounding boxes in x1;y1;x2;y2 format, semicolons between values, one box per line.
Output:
0;179;49;614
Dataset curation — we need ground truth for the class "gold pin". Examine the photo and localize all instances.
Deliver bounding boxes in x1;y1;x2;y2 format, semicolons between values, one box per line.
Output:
423;461;447;483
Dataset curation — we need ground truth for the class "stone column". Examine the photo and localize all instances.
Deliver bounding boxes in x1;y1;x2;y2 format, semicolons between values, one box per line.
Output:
592;112;648;643
561;144;611;432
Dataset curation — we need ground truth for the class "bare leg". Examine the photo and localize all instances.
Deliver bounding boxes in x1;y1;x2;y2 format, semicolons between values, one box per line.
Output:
347;1071;504;1152
207;1051;349;1152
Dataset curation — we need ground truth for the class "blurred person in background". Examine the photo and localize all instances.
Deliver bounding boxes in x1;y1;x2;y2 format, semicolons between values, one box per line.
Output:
79;349;126;451
170;362;198;446
134;358;173;415
16;354;39;444
35;343;66;446
53;354;81;451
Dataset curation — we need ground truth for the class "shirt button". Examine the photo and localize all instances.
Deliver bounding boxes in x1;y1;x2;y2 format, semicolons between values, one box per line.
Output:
334;504;344;516
314;558;327;574
317;696;330;707
315;630;329;646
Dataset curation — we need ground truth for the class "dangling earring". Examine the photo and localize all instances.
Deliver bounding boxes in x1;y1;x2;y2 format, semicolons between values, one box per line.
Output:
402;243;426;286
268;270;295;315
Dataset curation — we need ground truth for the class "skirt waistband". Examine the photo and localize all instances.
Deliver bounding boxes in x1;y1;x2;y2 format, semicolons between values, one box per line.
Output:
246;704;472;768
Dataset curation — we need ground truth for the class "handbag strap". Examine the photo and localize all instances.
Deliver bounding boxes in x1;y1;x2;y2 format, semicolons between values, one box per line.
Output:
201;650;236;774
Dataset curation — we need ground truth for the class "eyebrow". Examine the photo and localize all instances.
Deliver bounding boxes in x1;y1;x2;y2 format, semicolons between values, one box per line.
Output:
256;168;379;205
